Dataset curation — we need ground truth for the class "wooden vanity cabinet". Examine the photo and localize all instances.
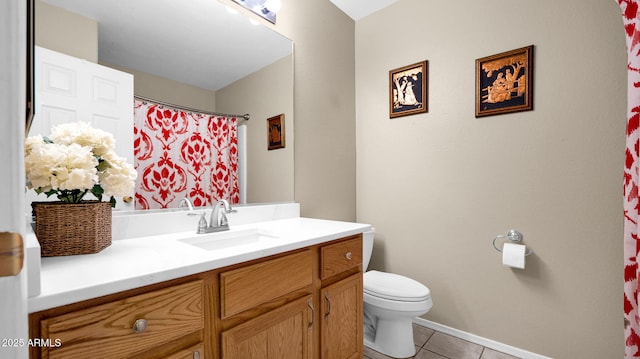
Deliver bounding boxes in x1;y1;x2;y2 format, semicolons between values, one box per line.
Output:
217;234;363;359
29;234;363;359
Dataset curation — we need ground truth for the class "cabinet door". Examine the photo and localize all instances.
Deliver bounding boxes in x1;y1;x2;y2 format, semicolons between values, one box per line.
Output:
221;296;313;359
321;274;363;359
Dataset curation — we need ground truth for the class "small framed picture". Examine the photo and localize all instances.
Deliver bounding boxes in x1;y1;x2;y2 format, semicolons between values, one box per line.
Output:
267;114;285;150
475;45;534;117
389;61;428;118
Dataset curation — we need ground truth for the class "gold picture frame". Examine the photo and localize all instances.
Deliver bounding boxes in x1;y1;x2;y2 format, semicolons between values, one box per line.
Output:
267;114;285;150
475;45;534;117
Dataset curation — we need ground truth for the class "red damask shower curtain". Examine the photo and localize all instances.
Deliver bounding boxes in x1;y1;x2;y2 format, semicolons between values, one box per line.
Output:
619;0;640;357
133;99;239;210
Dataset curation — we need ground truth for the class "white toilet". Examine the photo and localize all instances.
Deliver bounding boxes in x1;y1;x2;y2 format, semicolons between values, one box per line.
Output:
362;228;433;358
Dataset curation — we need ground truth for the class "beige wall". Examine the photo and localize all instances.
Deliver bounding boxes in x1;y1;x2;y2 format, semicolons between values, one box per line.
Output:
219;0;356;215
188;0;357;219
355;0;626;358
216;56;295;203
103;63;217;113
35;0;97;62
273;0;357;221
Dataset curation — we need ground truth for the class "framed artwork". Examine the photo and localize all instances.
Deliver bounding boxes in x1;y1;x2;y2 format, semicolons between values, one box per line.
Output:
267;114;285;150
475;45;534;117
389;61;428;118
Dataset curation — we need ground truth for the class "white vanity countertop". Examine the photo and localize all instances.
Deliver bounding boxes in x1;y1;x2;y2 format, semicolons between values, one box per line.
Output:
28;217;371;313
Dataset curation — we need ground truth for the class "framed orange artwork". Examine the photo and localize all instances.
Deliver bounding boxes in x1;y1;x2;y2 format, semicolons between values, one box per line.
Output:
475;45;534;117
267;114;285;150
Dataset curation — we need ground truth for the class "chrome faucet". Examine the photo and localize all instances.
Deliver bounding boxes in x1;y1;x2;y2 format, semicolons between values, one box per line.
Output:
197;199;236;234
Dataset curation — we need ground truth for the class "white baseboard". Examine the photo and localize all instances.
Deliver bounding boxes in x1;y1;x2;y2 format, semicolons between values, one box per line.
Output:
413;318;553;359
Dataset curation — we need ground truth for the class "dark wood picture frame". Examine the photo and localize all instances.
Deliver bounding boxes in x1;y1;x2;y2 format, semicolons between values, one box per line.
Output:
389;61;428;118
475;45;534;118
267;114;285;150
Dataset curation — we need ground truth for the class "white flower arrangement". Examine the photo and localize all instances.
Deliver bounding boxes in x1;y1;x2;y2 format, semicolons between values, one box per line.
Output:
25;122;137;207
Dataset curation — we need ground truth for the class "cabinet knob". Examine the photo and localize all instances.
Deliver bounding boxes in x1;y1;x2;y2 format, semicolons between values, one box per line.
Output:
132;318;148;333
344;252;353;260
193;350;200;359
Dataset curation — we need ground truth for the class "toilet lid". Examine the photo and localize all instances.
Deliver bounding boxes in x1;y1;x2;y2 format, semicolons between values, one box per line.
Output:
364;270;431;302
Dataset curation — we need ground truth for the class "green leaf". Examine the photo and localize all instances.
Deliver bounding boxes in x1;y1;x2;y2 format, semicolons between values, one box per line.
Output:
109;196;116;208
91;185;104;201
96;156;109;172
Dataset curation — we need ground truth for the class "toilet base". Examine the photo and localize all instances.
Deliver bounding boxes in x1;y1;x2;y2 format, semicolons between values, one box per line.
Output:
364;316;416;359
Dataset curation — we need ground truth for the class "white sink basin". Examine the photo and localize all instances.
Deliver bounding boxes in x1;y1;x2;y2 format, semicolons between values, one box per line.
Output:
179;228;278;251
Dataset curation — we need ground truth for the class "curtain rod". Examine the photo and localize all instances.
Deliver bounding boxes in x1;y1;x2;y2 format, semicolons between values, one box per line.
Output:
134;95;250;122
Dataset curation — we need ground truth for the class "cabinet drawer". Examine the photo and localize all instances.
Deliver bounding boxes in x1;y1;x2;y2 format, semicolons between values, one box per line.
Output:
221;250;312;318
41;280;203;359
320;235;362;280
164;342;204;359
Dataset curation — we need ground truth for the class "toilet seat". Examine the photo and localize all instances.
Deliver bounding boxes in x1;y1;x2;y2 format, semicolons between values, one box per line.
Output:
364;270;431;302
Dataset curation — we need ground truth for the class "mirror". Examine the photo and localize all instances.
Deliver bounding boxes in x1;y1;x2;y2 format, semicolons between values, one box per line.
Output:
33;0;295;209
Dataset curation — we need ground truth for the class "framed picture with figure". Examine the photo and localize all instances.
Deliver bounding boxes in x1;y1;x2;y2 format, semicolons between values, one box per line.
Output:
267;114;285;150
475;45;534;117
389;61;428;118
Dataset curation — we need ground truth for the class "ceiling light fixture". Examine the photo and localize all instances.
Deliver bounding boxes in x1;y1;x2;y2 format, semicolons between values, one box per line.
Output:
232;0;278;24
263;0;281;13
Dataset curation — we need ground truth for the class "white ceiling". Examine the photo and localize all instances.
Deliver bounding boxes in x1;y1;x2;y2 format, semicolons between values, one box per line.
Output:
329;0;399;20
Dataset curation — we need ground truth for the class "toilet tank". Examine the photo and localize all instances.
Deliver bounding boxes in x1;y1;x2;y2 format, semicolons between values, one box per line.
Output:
363;228;375;271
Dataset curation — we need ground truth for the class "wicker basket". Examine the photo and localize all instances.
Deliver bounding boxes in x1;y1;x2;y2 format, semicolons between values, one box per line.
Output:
32;201;112;257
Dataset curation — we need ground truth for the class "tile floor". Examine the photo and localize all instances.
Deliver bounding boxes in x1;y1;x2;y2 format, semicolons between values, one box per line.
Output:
363;324;520;359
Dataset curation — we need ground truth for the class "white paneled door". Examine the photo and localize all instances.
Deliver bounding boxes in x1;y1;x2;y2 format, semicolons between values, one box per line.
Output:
31;46;134;163
28;46;134;209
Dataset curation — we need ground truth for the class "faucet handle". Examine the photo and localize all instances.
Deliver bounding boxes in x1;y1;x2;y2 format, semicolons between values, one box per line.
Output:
179;197;194;211
197;212;208;233
221;205;237;225
220;211;229;227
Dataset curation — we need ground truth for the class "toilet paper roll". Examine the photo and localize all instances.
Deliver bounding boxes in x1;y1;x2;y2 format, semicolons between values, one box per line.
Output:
502;243;526;269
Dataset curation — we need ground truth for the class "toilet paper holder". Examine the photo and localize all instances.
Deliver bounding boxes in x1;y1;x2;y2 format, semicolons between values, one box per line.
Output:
492;229;533;256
